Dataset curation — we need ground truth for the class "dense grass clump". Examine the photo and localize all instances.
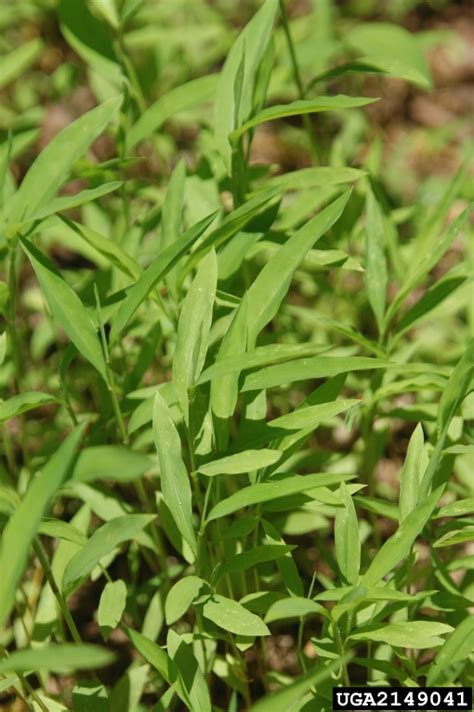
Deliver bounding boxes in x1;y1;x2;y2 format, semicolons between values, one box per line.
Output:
0;0;472;709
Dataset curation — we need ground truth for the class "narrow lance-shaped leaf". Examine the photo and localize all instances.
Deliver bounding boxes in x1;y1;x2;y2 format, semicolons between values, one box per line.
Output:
266;398;360;431
165;576;205;625
335;482;361;585
241;355;388;391
0;644;115;674
229;96;376;142
6;96;121;225
418;339;474;501
153;391;197;556
365;184;388;333
173;249;217;423
396;268;469;337
38;518;87;546
197;449;281;476
72;446;151;484
348;621;453;649
62;217;141;280
0;391;58;423
384;206;470;329
127;74;218;150
433;528;474;549
264;597;327;623
211;296;248;450
399;423;425;523
437;338;474;437
435;498;474;519
207;472;354;522
27;182;122;223
263;166;366;191
362;486;443;587
0;424;85;628
427;616;474;685
246;190;352;345
212;544;295;584
214;0;278;170
262;519;304;596
58;0;120;81
98;580;127;640
413;157;470;259
200;594;270;636
20;236;107;380
62;514;155;594
110;211;217;342
182;186;280;277
167;629;212;712
234;398;359;450
197;341;332;385
251;656;351;712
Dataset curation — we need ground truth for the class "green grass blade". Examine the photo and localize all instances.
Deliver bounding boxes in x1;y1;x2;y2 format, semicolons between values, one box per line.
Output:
0;644;115;674
264;597;327;623
98;580;127;640
197;342;330;385
364;185;388;333
335;482;361;585
361;486;443;587
165;576;205;625
246;190;351;344
229;96;376;142
198;449;281;476
200;594;270;636
173;248;217;423
212;545;295;584
207;472;354;521
181;187;280;278
214;0;278;170
211;297;248;449
427;616;474;685
152;391;197;556
6;96;121;225
20;236;108;380
26;182;122;223
62;514;155;594
0;424;85;628
349;621;452;649
128;75;218;150
399;423;425;523
241;356;388;391
250;656;351;712
384;206;470;330
262;166;366;191
62;217;141;279
58;0;120;81
71;446;151;484
0;391;58;422
110;211;217;342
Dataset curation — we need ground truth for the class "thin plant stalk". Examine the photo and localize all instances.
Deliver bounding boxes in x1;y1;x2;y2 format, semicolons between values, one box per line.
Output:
32;540;84;649
279;0;320;163
94;285;128;444
7;244;22;390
